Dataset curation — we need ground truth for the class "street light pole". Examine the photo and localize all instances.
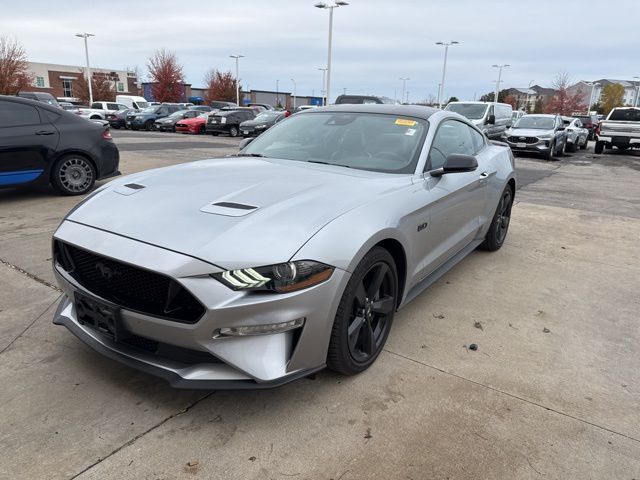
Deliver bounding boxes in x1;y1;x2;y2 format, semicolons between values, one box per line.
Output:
276;79;280;107
399;77;409;105
315;1;349;106
492;64;510;104
318;67;327;105
634;76;640;108
75;33;95;104
435;41;459;109
291;78;297;110
229;54;244;106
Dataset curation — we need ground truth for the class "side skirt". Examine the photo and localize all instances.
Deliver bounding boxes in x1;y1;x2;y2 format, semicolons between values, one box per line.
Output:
400;238;483;308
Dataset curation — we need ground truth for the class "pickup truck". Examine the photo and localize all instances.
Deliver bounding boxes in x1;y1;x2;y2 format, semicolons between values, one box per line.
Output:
595;107;640;153
74;101;131;120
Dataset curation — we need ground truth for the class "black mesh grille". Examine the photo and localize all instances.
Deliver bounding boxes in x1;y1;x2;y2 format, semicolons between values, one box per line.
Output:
508;136;538;144
55;241;205;323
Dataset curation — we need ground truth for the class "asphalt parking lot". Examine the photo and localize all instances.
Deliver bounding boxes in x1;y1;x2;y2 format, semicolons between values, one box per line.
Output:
1;131;639;479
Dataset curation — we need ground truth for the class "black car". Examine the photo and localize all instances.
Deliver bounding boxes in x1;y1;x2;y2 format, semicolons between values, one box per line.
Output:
574;114;599;140
205;108;256;137
239;110;286;137
107;108;137;129
154;109;201;132
209;100;236;110
0;95;119;195
334;95;388;105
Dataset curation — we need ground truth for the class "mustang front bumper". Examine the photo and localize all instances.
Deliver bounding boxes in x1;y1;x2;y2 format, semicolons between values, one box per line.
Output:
52;221;349;389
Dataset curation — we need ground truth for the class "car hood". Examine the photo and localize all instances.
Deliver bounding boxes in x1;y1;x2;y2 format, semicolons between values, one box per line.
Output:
178;117;206;125
65;157;408;269
507;128;553;137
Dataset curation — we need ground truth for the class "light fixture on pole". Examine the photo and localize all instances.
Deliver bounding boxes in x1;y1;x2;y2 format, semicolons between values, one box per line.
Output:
318;67;328;105
291;78;297;110
399;77;410;105
314;1;349;106
75;33;95;104
435;41;459;108
492;64;510;104
229;54;244;106
634;76;640;108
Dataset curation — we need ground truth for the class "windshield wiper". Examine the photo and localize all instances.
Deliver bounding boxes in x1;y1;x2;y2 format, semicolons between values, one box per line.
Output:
307;160;351;168
228;153;269;158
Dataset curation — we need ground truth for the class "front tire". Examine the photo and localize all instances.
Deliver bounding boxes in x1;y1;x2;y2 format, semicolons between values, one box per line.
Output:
545;141;555;161
144;120;154;131
479;185;513;251
229;126;239;137
327;247;398;376
51;155;96;196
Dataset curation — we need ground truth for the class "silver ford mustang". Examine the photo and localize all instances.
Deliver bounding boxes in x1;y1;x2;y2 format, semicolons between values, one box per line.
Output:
52;105;516;389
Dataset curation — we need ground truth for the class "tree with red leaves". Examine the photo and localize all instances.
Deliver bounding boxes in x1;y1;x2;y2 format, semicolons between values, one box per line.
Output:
0;36;33;95
544;72;584;115
74;69;115;103
147;49;184;102
503;95;517;109
204;69;241;104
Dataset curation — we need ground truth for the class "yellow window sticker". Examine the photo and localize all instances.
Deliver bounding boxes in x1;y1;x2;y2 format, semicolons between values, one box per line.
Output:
395;118;417;126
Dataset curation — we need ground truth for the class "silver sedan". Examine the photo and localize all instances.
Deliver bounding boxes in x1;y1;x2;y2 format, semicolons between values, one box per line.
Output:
52;105;516;389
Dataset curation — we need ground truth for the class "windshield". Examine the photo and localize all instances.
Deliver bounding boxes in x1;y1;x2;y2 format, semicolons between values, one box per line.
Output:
140;106;160;114
445;103;488;120
514;116;555;129
255;112;280;122
243;112;427;174
168;111;187;118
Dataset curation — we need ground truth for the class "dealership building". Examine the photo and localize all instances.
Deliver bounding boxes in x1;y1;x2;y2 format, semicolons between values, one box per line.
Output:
25;62;140;103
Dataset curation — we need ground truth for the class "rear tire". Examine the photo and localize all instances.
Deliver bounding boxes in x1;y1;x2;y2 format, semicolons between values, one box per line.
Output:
580;138;587;150
144;120;154;131
479;185;514;251
51;155;96;196
566;140;576;153
199;125;205;134
327;247;398;376
229;126;239;137
594;141;604;154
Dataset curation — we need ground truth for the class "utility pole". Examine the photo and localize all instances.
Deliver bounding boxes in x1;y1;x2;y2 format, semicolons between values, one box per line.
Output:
75;33;95;104
229;54;244;106
492;64;510;104
291;78;297;110
435;41;459;108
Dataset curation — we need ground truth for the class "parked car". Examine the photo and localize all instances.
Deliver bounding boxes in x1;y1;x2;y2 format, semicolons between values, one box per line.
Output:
595;107;640;153
205;108;256;137
107;108;137;129
296;105;319;112
502;114;567;160
561;117;589;151
210;100;236;110
175;112;211;134
116;95;149;110
126;104;183;131
154;110;200;131
511;110;525;125
239;110;286;137
444;102;513;140
17;91;60;108
76;101;130;120
334;95;389;105
574;114;599;140
189;105;213;112
51;104;515;389
59;101;76;110
248;103;274;110
0;95;119;195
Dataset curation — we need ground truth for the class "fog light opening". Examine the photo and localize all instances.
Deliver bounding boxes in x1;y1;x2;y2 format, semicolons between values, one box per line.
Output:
214;318;305;338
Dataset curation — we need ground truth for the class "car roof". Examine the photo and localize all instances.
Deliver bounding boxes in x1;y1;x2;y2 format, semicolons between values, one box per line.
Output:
524;114;556;118
306;104;439;120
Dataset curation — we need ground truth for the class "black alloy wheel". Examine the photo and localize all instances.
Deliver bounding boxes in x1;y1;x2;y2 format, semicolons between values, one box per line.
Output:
327;247;398;375
479;185;513;251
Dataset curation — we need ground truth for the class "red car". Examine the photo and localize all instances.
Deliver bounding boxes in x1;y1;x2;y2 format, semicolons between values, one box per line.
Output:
175;113;210;134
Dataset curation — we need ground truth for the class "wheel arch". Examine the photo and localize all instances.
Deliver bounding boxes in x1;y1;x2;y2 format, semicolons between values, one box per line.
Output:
50;150;99;181
375;238;407;308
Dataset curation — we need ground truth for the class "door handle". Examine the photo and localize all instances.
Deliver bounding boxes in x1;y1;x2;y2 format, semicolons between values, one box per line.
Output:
35;130;55;135
479;171;489;178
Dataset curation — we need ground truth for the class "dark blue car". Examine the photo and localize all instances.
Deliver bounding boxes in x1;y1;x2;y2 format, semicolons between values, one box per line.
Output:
0;95;119;195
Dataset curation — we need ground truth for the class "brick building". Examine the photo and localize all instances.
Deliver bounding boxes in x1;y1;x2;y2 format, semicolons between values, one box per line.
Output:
25;62;140;103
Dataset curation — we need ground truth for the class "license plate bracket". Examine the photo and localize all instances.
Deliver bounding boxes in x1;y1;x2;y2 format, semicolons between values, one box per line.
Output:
516;142;527;148
75;292;128;342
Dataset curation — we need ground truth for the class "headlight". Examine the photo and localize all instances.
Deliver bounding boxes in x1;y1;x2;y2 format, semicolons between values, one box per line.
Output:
212;260;334;293
538;134;551;139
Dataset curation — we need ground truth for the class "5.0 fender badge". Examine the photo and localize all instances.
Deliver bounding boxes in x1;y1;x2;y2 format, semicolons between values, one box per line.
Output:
417;222;428;232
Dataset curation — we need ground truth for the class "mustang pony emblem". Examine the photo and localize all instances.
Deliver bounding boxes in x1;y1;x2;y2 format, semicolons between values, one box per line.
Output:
95;262;121;280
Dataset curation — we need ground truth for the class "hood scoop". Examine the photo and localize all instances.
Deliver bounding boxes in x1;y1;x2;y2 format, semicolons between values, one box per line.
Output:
114;183;147;196
200;201;258;217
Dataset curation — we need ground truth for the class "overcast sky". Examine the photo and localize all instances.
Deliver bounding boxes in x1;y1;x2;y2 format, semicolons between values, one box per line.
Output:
2;0;639;102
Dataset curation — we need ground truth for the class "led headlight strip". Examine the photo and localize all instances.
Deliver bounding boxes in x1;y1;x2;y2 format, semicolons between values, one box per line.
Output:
221;268;270;288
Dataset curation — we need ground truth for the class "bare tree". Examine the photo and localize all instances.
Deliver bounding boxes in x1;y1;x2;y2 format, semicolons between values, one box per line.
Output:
544;72;584;115
0;36;33;95
74;69;115;104
147;49;184;102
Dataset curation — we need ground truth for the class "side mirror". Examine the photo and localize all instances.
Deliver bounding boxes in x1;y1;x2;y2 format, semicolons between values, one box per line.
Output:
430;154;478;177
486;114;496;125
239;137;255;149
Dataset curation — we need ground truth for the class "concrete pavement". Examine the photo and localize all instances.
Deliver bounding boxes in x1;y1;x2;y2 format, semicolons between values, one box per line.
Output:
1;133;639;479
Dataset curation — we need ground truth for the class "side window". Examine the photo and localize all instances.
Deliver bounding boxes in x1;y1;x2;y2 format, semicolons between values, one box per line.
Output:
0;101;41;127
106;103;119;110
91;102;102;109
427;120;475;170
469;127;485;153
